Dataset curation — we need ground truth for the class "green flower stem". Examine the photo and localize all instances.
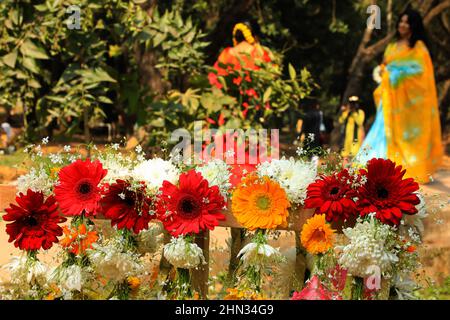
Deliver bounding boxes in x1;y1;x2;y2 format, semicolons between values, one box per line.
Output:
176;268;194;299
352;276;365;300
110;280;131;300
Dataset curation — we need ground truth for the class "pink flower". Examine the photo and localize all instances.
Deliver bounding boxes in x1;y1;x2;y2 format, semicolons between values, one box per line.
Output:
291;275;333;300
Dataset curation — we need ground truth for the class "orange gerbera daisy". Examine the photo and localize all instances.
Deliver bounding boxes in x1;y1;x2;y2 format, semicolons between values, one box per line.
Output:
60;223;98;255
231;175;290;230
300;214;335;254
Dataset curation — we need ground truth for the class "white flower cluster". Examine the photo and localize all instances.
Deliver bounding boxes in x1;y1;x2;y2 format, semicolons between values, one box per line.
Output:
163;236;205;269
238;242;284;269
196;159;232;200
257;157;317;204
1;255;48;299
97;153;133;184
338;216;399;278
132;158;180;193
47;264;93;298
3;255;48;285
87;238;144;282
17;167;55;195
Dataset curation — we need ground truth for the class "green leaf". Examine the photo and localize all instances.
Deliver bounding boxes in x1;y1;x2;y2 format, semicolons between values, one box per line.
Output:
20;39;49;60
45;95;66;103
200;94;221;113
28;79;41;89
153;32;165;47
80;68;117;83
22;57;40;74
263;87;272;103
2;50;18;68
288;64;296;80
98;96;113;104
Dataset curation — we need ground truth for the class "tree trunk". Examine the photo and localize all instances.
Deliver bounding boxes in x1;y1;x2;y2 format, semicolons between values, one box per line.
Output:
192;230;210;299
438;79;450;134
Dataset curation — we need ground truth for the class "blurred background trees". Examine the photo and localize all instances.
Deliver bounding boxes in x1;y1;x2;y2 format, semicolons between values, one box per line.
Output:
0;0;448;148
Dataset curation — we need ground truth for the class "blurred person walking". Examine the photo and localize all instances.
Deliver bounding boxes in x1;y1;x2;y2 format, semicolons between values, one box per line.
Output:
356;9;443;184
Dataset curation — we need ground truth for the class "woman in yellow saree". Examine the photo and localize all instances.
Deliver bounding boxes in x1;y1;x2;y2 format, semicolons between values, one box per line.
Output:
357;9;443;184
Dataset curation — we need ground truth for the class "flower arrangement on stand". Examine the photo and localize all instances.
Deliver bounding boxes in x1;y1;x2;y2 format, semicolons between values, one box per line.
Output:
0;138;435;300
2;190;66;299
157;169;226;299
291;157;424;300
227;174;290;298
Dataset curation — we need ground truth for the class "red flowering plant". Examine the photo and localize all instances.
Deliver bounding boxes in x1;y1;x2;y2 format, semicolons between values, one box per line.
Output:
101;179;154;235
304;167;363;224
4;189;66;252
157;169;225;237
54;159;107;218
3;189;66;298
156;169;226;299
356;158;420;226
52;159;108;273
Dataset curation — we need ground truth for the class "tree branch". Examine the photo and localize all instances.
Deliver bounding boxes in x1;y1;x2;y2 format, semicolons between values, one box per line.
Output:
420;0;436;15
424;0;450;25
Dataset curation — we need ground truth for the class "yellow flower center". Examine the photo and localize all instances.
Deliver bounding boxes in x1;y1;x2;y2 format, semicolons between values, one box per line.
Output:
255;195;271;210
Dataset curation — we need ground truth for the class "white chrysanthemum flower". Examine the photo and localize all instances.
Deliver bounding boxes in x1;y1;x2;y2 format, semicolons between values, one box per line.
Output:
196;159;232;199
238;242;284;268
132;158;180;192
17;167;54;195
137;222;165;254
163;236;205;269
338;217;399;278
87;238;144;282
257;157;317;204
48;265;91;293
3;255;48;286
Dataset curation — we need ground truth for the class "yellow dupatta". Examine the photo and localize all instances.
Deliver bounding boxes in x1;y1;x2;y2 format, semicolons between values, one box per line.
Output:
374;40;443;183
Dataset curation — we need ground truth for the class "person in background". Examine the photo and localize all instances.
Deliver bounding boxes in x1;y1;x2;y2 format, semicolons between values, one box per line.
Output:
356;9;442;183
208;21;275;126
297;99;322;153
338;96;365;160
0;109;15;153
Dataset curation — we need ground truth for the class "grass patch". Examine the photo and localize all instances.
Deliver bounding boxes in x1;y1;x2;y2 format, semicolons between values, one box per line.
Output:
416;276;450;300
0;150;27;168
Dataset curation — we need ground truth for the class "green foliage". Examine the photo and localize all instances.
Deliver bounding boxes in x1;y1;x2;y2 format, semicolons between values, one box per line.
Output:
415;276;450;300
144;9;209;80
0;0;315;146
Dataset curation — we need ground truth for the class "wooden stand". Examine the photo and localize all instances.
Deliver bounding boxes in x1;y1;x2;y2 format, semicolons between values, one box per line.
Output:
0;184;316;299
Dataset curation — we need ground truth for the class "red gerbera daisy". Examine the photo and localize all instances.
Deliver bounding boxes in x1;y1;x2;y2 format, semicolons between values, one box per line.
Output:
54;159;107;217
304;169;358;222
356;158;420;225
3;189;66;251
101;179;153;234
156;169;225;237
